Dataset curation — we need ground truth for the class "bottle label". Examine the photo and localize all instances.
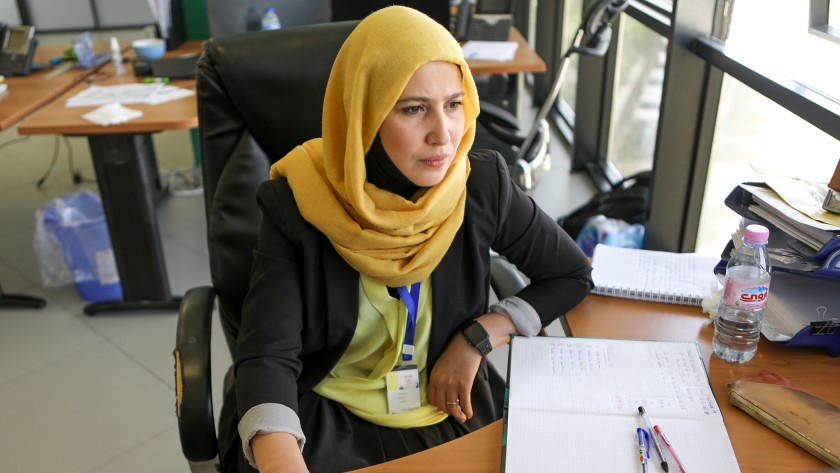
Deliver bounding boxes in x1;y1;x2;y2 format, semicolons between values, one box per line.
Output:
721;278;770;310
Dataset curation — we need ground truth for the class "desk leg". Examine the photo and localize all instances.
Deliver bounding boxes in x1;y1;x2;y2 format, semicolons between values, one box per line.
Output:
84;133;181;315
0;282;46;309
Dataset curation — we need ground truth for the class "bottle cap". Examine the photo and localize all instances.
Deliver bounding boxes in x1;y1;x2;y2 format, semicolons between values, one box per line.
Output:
743;224;769;245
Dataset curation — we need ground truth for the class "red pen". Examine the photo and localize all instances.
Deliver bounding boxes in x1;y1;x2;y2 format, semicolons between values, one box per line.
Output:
653;425;687;473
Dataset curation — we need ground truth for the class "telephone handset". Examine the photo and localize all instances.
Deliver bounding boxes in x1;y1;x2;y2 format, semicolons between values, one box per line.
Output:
0;24;37;76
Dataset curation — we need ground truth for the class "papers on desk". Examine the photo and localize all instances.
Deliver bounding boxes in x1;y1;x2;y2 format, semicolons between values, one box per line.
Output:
502;336;741;473
763;271;839;341
740;183;840;256
65;83;195;108
461;40;518;61
81;103;143;126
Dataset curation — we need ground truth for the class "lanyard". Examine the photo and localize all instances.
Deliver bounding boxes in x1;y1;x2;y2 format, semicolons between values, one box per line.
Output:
396;282;421;363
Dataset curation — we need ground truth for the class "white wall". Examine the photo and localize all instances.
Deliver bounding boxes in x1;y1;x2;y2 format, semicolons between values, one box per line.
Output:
10;0;153;31
0;0;22;24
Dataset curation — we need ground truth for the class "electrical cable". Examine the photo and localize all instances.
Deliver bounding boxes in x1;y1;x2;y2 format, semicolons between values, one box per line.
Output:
36;135;61;188
35;135;87;188
0;135;31;154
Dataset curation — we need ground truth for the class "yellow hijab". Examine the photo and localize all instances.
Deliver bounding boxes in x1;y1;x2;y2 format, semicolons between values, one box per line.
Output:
270;6;480;287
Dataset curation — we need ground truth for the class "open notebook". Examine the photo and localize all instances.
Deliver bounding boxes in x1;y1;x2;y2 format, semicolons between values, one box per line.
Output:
591;244;720;306
502;336;741;472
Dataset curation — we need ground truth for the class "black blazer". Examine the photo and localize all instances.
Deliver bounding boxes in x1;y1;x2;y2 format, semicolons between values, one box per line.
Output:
235;149;593;417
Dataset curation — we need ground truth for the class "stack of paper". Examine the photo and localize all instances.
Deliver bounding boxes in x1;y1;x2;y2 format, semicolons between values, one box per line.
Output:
763;271;839;341
65;83;195;108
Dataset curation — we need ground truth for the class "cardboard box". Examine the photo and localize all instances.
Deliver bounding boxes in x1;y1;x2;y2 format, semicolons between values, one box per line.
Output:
830;159;840;192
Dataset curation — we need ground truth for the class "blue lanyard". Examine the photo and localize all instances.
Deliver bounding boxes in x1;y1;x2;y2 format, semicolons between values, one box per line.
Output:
396;282;421;363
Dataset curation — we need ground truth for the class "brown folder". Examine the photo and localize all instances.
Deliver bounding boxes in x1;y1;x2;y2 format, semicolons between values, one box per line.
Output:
728;370;840;469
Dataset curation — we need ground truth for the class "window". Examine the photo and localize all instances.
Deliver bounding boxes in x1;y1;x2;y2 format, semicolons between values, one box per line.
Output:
693;0;840;255
557;0;583;118
728;0;839;106
809;0;840;44
696;76;840;255
606;15;667;177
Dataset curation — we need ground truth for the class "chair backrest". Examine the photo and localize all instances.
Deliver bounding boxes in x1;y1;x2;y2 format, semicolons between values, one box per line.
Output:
196;21;358;355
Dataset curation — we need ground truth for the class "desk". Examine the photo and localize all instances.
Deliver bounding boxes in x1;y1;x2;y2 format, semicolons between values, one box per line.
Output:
353;295;840;473
17;41;203;314
466;27;545;75
0;44;111;131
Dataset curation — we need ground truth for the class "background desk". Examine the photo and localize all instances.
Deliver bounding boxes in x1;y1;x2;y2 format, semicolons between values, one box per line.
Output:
17;41;202;314
467;27;545;75
0;43;112;131
352;295;840;473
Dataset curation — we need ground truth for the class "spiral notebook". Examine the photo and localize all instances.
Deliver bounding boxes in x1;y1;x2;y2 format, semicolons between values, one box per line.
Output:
591;244;720;306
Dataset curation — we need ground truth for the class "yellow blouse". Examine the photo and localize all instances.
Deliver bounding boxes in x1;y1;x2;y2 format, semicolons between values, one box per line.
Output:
312;275;448;427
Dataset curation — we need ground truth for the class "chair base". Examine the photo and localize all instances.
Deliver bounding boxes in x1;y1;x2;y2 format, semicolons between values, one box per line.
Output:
83;297;182;315
0;292;47;309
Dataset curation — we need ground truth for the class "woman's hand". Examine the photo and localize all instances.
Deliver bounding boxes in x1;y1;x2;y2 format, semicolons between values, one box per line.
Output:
427;329;483;422
252;432;309;473
427;312;518;422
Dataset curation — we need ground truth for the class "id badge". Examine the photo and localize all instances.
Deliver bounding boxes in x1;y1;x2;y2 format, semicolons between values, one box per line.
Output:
385;365;421;414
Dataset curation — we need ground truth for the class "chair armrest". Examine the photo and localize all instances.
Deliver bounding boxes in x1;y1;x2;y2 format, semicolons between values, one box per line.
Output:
477;101;525;147
174;286;219;463
490;254;569;336
489;253;527;300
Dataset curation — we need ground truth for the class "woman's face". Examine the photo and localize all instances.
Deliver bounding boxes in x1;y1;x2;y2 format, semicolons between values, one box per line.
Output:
378;61;465;188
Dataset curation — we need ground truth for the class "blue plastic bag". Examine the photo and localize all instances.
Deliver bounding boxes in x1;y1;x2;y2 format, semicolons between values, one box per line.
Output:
38;190;123;302
575;214;645;257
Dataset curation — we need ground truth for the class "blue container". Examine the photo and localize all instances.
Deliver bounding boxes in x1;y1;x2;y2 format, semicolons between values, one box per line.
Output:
42;190;123;302
575;214;645;257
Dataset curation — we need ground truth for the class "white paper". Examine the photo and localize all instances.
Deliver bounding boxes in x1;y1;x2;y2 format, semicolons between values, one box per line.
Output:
143;85;195;105
66;83;194;108
66;84;166;108
461;40;519;61
81;103;143;126
503;337;741;473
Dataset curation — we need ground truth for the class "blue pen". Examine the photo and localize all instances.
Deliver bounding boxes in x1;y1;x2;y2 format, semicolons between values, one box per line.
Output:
637;427;650;473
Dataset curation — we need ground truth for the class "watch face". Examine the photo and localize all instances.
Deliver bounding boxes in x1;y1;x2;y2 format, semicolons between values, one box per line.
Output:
463;321;492;356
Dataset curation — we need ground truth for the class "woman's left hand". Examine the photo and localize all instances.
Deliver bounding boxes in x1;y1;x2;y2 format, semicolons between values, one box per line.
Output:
427;332;483;423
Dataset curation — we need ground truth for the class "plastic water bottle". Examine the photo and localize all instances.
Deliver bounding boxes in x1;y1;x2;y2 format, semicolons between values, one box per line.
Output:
713;224;772;363
110;37;125;76
261;7;282;31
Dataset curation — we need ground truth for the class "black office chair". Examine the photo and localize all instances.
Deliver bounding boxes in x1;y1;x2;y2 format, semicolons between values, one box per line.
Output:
174;20;532;473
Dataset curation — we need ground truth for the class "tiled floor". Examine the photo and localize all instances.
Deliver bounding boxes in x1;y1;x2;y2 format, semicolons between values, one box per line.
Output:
0;52;595;471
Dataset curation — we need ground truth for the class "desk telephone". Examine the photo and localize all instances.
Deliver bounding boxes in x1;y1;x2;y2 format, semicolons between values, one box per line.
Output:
0;23;37;76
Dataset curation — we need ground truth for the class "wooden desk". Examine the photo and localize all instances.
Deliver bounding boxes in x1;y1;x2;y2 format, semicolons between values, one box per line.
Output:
0;43;110;131
353;295;840;473
466;27;546;75
17;41;203;314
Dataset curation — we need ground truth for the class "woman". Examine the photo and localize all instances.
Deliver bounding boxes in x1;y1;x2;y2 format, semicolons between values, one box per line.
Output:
234;6;592;472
